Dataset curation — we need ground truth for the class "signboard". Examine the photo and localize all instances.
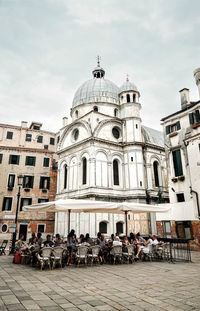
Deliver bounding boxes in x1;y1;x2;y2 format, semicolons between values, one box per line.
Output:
9;224;16;233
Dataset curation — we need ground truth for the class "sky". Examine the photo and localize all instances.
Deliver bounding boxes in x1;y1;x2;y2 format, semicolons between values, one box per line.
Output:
0;0;200;132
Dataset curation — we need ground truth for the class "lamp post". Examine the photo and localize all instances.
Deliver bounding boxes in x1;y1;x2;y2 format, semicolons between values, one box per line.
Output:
10;174;23;254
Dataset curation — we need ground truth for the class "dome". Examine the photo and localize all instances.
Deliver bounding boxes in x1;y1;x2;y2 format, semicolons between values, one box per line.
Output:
119;78;138;94
72;65;119;108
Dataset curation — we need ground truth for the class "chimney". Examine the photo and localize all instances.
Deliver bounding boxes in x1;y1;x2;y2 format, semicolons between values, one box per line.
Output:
179;88;190;110
21;121;28;128
194;68;200;98
62;117;68;127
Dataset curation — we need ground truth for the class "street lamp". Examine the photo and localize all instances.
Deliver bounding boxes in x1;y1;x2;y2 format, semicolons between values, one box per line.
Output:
10;174;23;254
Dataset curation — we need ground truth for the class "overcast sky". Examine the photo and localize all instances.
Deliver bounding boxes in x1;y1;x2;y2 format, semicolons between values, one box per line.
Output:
0;0;200;132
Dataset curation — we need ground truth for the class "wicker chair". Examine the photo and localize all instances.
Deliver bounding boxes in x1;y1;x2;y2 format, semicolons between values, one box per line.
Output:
122;244;134;264
37;247;52;270
51;246;64;269
110;245;122;264
88;246;100;266
142;244;154;261
75;245;88;267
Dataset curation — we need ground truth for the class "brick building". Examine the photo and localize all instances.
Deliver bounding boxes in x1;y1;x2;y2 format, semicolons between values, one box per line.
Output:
0;121;58;242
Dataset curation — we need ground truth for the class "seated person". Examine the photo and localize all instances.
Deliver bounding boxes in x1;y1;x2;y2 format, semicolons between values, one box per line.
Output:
122;236;129;252
36;232;43;246
54;233;63;247
141;235;153;254
43;235;54;247
79;237;90;246
152;235;159;245
29;233;36;244
85;233;94;245
15;234;28;253
78;234;84;244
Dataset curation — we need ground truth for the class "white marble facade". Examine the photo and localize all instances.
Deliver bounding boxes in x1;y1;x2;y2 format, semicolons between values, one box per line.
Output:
55;62;168;237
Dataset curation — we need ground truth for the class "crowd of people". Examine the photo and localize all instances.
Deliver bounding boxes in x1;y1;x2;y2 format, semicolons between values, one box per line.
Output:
14;230;163;266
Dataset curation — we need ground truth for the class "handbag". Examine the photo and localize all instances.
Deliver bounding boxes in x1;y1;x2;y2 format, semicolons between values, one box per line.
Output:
13;251;21;264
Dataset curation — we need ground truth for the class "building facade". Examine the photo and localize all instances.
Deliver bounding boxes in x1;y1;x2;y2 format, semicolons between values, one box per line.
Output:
56;62;168;237
0;121;58;242
156;68;200;249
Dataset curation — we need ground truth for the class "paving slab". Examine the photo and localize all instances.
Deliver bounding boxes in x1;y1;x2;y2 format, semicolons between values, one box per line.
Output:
0;252;200;311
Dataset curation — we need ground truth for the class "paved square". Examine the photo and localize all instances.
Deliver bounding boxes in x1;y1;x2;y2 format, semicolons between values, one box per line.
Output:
0;253;200;311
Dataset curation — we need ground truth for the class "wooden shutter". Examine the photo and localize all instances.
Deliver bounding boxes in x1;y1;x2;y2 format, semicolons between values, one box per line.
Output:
172;149;183;177
166;125;170;134
189;113;194;125
47;177;50;189
195;110;200;122
176;121;181;130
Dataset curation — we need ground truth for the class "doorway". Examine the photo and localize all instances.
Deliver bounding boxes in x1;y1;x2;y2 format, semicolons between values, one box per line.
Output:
19;224;28;241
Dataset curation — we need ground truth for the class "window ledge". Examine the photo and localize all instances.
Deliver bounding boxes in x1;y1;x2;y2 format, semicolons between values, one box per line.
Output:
192;122;200;129
169;132;178;137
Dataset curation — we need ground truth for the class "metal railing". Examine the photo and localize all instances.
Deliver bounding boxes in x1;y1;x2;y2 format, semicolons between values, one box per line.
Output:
158;238;191;263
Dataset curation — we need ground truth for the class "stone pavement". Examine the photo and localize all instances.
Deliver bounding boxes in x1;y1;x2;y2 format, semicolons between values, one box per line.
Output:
0;253;200;311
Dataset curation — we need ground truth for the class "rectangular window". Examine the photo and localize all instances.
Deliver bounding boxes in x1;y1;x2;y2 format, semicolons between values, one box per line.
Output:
176;221;193;239
50;137;55;145
172;149;183;177
8;174;15;188
25;156;36;166
2;197;12;211
6;131;13;139
38;199;49;204
163;221;171;238
189;110;200;125
20;198;32;211
131;157;133;162
40;176;50;189
57;136;60;143
9;155;20;165
166;121;181;134
43;157;50;167
177;193;185;202
25;133;32;142
0;154;2;164
23;176;34;188
33;125;40;130
37;135;43;143
44;145;48;150
37;224;45;233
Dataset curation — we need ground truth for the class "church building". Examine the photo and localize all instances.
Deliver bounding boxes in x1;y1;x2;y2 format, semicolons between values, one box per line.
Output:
55;60;168;237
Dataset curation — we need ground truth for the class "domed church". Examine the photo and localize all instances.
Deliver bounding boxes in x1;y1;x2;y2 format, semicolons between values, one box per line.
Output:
55;60;168;237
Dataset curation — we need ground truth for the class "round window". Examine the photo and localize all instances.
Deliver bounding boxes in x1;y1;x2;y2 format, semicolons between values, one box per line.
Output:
73;129;79;141
112;127;120;139
2;224;8;233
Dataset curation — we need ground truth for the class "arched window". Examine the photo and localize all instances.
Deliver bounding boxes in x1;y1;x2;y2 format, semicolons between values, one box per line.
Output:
114;108;118;117
93;106;98;112
126;94;130;103
75;110;78;118
133;94;136;102
64;164;67;189
153;161;160;187
116;222;123;234
99;221;107;234
82;157;87;185
113;160;119;185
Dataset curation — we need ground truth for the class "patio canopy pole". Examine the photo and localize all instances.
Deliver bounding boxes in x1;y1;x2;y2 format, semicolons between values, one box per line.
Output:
68;209;71;234
125;211;128;236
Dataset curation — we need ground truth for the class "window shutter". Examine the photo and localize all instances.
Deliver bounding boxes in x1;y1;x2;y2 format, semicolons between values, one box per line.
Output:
23;176;26;188
189;113;194;125
31;176;34;188
39;177;43;189
195;110;200;122
47;177;50;189
176;121;181;130
172;149;183;177
166;125;170;134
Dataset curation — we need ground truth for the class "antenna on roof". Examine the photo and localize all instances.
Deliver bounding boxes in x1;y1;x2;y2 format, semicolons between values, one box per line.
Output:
126;74;129;82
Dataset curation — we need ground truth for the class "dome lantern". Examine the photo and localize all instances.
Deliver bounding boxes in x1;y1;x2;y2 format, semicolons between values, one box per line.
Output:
92;56;105;79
